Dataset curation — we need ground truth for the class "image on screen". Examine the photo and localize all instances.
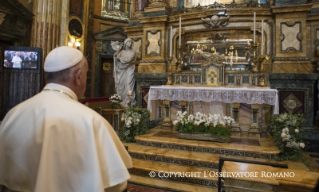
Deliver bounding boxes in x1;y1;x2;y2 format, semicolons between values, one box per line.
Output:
3;50;38;69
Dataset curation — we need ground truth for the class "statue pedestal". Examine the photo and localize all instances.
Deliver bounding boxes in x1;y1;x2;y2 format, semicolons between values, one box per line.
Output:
102;109;124;133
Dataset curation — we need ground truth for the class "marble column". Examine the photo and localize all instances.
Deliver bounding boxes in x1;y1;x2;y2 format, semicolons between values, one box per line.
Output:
31;0;69;64
249;104;260;137
232;103;240;126
162;99;172;129
179;101;187;113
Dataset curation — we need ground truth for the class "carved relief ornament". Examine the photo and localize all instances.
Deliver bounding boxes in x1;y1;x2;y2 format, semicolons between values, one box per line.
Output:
202;14;230;28
149;0;167;7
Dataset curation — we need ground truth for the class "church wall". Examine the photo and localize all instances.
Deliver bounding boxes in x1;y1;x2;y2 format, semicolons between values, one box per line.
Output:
88;0;129;97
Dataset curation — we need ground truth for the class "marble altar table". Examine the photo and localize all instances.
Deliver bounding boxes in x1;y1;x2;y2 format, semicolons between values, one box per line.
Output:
147;86;278;131
147;86;279;114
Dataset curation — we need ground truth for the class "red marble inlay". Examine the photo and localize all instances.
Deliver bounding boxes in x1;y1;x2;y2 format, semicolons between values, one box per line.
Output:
44;22;49;58
49;23;53;50
70;0;82;17
40;22;43;49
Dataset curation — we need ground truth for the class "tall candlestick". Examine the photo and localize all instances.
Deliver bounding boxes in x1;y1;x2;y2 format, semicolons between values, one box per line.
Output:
253;12;256;43
179;17;181;46
261;20;264;55
170;26;172;57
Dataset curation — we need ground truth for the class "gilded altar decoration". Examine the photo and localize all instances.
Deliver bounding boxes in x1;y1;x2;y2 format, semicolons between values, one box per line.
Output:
168;1;270;16
202;14;230;28
102;62;111;71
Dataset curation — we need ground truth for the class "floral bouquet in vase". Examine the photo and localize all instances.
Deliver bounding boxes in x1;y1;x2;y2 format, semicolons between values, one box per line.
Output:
110;94;122;109
174;111;233;142
270;113;306;161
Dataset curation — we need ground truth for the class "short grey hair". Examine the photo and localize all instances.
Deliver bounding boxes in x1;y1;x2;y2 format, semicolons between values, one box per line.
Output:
45;61;82;83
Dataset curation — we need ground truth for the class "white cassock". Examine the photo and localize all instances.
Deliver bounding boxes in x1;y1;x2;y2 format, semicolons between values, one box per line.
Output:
11;56;22;68
0;83;132;192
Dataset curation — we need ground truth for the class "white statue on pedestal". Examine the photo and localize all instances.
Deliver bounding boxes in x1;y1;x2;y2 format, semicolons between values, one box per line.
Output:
112;39;137;107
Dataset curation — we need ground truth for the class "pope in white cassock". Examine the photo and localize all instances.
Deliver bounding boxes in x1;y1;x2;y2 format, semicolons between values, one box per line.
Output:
0;46;132;192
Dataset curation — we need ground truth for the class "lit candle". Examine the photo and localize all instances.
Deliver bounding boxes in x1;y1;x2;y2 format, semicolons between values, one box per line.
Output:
179;17;181;46
253;12;256;43
170;26;172;57
261;20;264;55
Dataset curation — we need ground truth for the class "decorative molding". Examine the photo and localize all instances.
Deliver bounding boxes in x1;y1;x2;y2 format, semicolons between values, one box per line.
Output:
136;140;278;160
129;152;219;169
149;0;167;7
93;15;129;23
168;1;271;16
140;59;167;63
132;37;143;59
280;21;302;53
273;57;309;61
132;11;144;19
201;13;230;28
69;18;83;38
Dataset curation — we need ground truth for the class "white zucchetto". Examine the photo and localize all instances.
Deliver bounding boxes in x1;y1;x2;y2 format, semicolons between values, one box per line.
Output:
44;46;83;72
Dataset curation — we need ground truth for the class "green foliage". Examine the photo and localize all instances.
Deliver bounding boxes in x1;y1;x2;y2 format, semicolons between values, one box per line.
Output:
269;113;306;161
175;116;231;137
110;102;121;108
120;106;150;143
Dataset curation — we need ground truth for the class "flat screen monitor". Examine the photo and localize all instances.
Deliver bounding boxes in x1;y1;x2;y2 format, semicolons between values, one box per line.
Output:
2;46;42;71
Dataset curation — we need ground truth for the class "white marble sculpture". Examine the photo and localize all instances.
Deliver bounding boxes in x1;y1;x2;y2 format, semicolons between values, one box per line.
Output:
112;39;137;107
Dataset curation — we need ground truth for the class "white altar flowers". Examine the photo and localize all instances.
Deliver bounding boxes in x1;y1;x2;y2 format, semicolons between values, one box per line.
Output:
173;111;234;128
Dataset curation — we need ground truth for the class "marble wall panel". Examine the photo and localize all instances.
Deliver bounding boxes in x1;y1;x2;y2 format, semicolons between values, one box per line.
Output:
146;30;161;56
280;22;301;52
132;38;142;59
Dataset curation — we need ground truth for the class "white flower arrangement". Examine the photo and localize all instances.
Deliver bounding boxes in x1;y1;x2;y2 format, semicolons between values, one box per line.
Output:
121;111;141;128
270;113;306;161
110;94;122;108
280;127;304;149
110;94;121;103
173;111;234;128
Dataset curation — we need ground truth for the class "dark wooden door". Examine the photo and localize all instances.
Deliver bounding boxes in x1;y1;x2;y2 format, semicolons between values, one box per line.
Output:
100;57;116;98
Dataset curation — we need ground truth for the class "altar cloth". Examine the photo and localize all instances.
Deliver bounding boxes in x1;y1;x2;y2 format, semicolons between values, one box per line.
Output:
147;86;279;114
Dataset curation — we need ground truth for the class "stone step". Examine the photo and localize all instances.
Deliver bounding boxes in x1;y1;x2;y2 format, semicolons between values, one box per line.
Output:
130;159;219;188
129;175;218;192
125;143;309;171
135;128;281;160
